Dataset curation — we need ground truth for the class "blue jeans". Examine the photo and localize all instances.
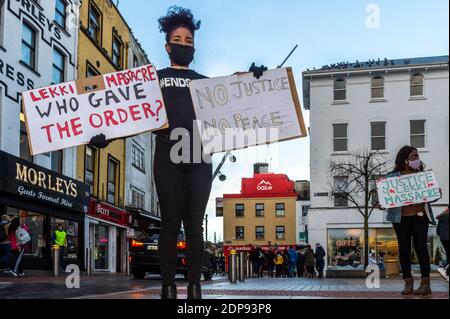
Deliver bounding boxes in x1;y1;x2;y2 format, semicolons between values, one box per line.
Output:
0;243;11;269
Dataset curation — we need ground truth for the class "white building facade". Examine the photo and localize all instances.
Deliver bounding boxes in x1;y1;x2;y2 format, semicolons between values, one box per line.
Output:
125;34;160;238
303;56;449;276
0;0;80;176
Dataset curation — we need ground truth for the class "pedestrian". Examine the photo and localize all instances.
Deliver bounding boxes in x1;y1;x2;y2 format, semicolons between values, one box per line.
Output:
282;250;290;278
8;217;30;277
87;6;266;299
386;146;441;296
378;250;386;272
305;245;316;278
287;246;297;277
250;245;260;278
274;251;284;277
265;248;275;278
52;224;67;272
0;215;11;273
436;207;449;276
296;248;306;278
314;243;326;278
258;247;267;278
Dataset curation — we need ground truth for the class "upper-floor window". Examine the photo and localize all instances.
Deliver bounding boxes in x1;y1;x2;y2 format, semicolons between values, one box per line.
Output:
131;187;145;209
333;123;348;152
107;158;118;205
133;54;139;68
88;3;101;42
371;122;386;150
131;143;145;172
334;78;347;101
371;76;384;99
235;226;244;240
0;0;5;44
85;146;96;195
51;150;63;174
333;176;349;207
276;226;286;240
255;226;265;240
410;120;426;149
52;48;65;84
22;22;36;69
255;203;265;217
235;204;244;217
20;118;32;163
55;0;67;29
275;203;285;217
410;74;424;97
112;33;123;68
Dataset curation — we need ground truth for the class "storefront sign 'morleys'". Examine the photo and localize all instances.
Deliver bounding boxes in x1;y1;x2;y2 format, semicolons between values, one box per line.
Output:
15;163;78;197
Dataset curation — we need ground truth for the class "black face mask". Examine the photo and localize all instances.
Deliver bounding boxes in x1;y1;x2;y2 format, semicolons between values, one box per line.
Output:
168;43;195;66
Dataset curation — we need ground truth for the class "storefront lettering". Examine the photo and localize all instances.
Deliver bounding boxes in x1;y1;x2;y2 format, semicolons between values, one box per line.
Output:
16;186;74;208
336;240;357;247
15;163;78;197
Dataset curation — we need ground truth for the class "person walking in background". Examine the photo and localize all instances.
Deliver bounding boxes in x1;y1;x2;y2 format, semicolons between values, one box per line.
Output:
436;207;449;276
8;217;29;277
386;146;441;296
250;245;260;278
0;215;11;273
258;247;267;278
52;224;67;273
305;245;316;278
378;250;386;273
296;248;306;278
315;243;326;278
274;251;284;278
287;246;298;278
265;248;275;278
282;250;290;278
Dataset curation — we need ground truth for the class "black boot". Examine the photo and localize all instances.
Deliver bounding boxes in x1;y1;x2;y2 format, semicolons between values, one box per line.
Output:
161;284;177;299
187;284;202;299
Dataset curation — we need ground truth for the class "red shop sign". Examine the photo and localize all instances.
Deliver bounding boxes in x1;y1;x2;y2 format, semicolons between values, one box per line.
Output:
88;199;129;227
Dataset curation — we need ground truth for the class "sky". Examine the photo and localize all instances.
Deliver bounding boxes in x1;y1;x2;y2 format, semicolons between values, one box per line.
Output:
117;0;449;243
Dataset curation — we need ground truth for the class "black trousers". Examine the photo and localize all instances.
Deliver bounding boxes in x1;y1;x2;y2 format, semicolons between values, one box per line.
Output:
154;141;212;286
393;215;430;279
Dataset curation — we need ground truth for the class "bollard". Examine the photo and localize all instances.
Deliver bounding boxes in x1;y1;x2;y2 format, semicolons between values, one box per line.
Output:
229;250;237;284
246;257;250;279
249;259;254;278
239;252;245;282
86;247;91;276
52;245;60;277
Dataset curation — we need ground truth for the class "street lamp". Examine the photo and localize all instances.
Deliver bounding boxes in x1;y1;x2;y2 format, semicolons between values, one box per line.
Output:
212;151;237;182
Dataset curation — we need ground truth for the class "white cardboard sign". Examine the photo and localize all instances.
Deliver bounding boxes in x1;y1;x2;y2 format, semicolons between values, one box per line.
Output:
22;64;168;155
189;67;307;153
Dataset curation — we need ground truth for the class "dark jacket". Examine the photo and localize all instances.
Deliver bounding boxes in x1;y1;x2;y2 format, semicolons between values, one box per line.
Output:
315;246;326;260
296;252;306;268
437;211;449;241
305;249;315;267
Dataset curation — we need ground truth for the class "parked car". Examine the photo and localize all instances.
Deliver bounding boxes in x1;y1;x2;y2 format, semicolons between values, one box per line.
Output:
130;227;214;280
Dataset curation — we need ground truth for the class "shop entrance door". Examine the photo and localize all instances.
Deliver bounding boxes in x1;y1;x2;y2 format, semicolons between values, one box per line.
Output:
116;229;122;273
94;225;109;271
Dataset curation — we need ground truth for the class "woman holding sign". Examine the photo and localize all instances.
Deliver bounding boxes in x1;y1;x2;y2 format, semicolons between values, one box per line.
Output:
89;6;266;299
386;146;440;296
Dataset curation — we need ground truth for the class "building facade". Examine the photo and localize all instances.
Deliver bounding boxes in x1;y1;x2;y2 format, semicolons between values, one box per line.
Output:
0;0;88;271
125;33;160;239
294;180;310;245
303;56;449;275
75;0;138;273
223;172;298;260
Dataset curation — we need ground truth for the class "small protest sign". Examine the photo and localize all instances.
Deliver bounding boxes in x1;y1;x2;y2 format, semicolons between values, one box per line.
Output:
376;171;441;208
22;64;168;155
189;67;307;153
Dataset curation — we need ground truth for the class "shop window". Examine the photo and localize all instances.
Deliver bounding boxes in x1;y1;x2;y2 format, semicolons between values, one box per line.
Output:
255;226;264;240
94;225;109;270
51;217;79;264
235;226;244;240
235;204;244;217
327;229;364;270
276;203;285;217
255;203;264;217
276;226;285;240
22;21;36;70
55;0;67;29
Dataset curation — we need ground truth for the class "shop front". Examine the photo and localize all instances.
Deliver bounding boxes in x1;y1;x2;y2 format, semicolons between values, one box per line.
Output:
86;199;130;273
0;151;90;271
327;227;440;276
127;206;161;240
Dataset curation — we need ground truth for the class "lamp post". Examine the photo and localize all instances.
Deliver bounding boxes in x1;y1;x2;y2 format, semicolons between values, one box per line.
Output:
205;214;208;244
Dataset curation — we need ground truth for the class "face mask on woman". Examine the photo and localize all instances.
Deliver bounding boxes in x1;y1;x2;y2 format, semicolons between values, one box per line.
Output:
168;43;195;66
407;159;422;170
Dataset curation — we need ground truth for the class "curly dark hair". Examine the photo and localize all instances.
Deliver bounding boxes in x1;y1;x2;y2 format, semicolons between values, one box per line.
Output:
158;6;201;43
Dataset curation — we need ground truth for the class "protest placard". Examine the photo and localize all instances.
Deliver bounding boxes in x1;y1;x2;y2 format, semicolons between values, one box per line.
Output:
22;64;168;155
189;67;307;153
376;171;441;208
